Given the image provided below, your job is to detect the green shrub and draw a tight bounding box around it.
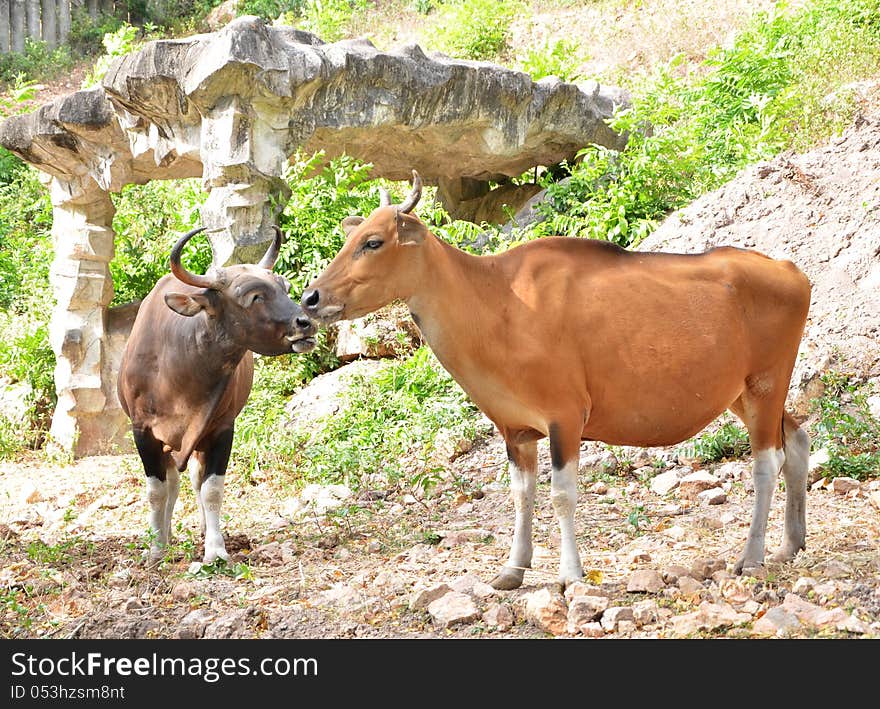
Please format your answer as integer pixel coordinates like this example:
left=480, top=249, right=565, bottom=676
left=430, top=0, right=520, bottom=61
left=518, top=38, right=584, bottom=82
left=0, top=39, right=74, bottom=85
left=277, top=151, right=388, bottom=297
left=810, top=371, right=880, bottom=480
left=295, top=0, right=369, bottom=42
left=683, top=421, right=751, bottom=463
left=239, top=0, right=308, bottom=22
left=109, top=179, right=209, bottom=305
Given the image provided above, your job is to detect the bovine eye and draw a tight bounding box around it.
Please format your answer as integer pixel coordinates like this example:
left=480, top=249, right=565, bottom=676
left=364, top=239, right=383, bottom=250
left=251, top=294, right=265, bottom=305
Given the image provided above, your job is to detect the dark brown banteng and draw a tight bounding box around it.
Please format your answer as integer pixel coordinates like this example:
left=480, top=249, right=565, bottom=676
left=118, top=226, right=316, bottom=566
left=302, top=171, right=812, bottom=589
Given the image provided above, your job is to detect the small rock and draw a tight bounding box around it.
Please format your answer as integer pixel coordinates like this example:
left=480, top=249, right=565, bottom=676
left=366, top=541, right=382, bottom=553
left=813, top=559, right=853, bottom=579
left=626, top=569, right=665, bottom=594
left=627, top=550, right=652, bottom=564
left=108, top=568, right=131, bottom=589
left=171, top=581, right=199, bottom=602
left=449, top=573, right=485, bottom=594
left=428, top=592, right=481, bottom=629
left=678, top=576, right=704, bottom=598
left=251, top=541, right=283, bottom=564
left=697, top=488, right=727, bottom=505
left=752, top=607, right=803, bottom=636
left=831, top=477, right=860, bottom=494
left=782, top=593, right=822, bottom=625
left=410, top=583, right=452, bottom=610
left=482, top=603, right=514, bottom=631
left=792, top=577, right=816, bottom=595
left=713, top=461, right=744, bottom=481
left=402, top=494, right=419, bottom=505
left=663, top=525, right=687, bottom=541
left=579, top=622, right=605, bottom=637
left=567, top=595, right=609, bottom=633
left=670, top=602, right=750, bottom=635
left=564, top=582, right=610, bottom=601
left=691, top=558, right=726, bottom=580
left=600, top=606, right=635, bottom=633
left=869, top=491, right=880, bottom=511
left=649, top=470, right=680, bottom=496
left=617, top=620, right=637, bottom=635
left=632, top=599, right=659, bottom=627
left=662, top=565, right=692, bottom=584
left=335, top=547, right=352, bottom=560
left=808, top=448, right=830, bottom=471
left=124, top=597, right=142, bottom=612
left=522, top=588, right=568, bottom=636
left=589, top=481, right=609, bottom=495
left=678, top=471, right=721, bottom=500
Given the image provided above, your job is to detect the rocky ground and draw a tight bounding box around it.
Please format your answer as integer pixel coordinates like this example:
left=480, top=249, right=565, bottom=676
left=1, top=428, right=879, bottom=640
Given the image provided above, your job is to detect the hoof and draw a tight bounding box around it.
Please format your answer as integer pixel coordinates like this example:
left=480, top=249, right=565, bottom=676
left=203, top=546, right=229, bottom=564
left=145, top=548, right=164, bottom=569
left=735, top=557, right=766, bottom=578
left=490, top=567, right=525, bottom=590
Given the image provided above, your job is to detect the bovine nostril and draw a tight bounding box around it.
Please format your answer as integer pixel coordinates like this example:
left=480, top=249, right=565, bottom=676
left=295, top=316, right=312, bottom=331
left=303, top=289, right=320, bottom=308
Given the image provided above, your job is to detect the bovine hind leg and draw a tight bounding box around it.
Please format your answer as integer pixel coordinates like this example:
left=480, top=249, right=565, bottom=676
left=770, top=412, right=809, bottom=563
left=490, top=439, right=537, bottom=590
left=164, top=465, right=180, bottom=545
left=548, top=422, right=584, bottom=588
left=133, top=428, right=171, bottom=568
left=729, top=392, right=787, bottom=575
left=201, top=429, right=234, bottom=564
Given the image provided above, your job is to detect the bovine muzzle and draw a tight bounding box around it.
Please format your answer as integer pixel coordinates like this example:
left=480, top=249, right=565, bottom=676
left=286, top=311, right=318, bottom=353
left=301, top=288, right=344, bottom=323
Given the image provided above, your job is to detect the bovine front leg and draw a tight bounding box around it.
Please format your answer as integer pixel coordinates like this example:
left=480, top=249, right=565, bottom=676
left=188, top=454, right=206, bottom=537
left=548, top=421, right=584, bottom=588
left=200, top=429, right=234, bottom=564
left=133, top=428, right=170, bottom=568
left=490, top=439, right=537, bottom=590
left=164, top=465, right=180, bottom=545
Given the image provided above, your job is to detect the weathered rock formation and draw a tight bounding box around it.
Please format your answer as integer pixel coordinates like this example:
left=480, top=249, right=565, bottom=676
left=0, top=16, right=627, bottom=456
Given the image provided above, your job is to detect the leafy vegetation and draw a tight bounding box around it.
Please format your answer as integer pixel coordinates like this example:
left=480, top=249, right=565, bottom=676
left=682, top=420, right=752, bottom=463
left=430, top=0, right=520, bottom=60
left=810, top=371, right=880, bottom=480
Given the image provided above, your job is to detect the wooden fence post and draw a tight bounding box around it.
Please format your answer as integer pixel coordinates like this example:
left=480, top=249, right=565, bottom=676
left=39, top=0, right=55, bottom=47
left=0, top=0, right=10, bottom=54
left=10, top=0, right=24, bottom=53
left=25, top=0, right=38, bottom=41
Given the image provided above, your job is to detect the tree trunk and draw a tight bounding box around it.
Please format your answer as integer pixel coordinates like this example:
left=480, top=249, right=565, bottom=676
left=39, top=0, right=55, bottom=47
left=10, top=0, right=24, bottom=53
left=86, top=0, right=97, bottom=18
left=58, top=0, right=69, bottom=44
left=0, top=0, right=9, bottom=54
left=25, top=0, right=38, bottom=41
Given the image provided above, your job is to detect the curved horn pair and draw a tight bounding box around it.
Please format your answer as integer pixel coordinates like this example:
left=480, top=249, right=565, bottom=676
left=170, top=226, right=283, bottom=288
left=378, top=170, right=423, bottom=213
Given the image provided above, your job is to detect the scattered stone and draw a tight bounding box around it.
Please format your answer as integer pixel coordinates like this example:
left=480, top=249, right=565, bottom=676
left=649, top=470, right=680, bottom=496
left=600, top=606, right=635, bottom=633
left=482, top=603, right=514, bottom=631
left=713, top=461, right=744, bottom=481
left=564, top=582, right=610, bottom=601
left=626, top=570, right=665, bottom=594
left=522, top=588, right=568, bottom=636
left=410, top=583, right=452, bottom=610
left=439, top=528, right=492, bottom=548
left=250, top=541, right=283, bottom=564
left=792, top=577, right=816, bottom=595
left=869, top=491, right=880, bottom=511
left=579, top=622, right=605, bottom=637
left=203, top=608, right=257, bottom=639
left=678, top=471, right=721, bottom=500
left=662, top=565, right=692, bottom=584
left=678, top=576, right=704, bottom=598
left=808, top=448, right=830, bottom=472
left=427, top=592, right=481, bottom=629
left=449, top=573, right=485, bottom=595
left=283, top=484, right=353, bottom=518
left=697, top=488, right=727, bottom=506
left=567, top=595, right=609, bottom=633
left=663, top=525, right=687, bottom=541
left=171, top=582, right=199, bottom=602
left=589, top=481, right=609, bottom=495
left=691, top=558, right=726, bottom=581
left=123, top=597, right=142, bottom=612
left=670, top=602, right=750, bottom=635
left=782, top=593, right=823, bottom=625
left=627, top=550, right=652, bottom=564
left=174, top=609, right=214, bottom=639
left=632, top=600, right=659, bottom=627
left=813, top=560, right=853, bottom=579
left=831, top=477, right=861, bottom=494
left=617, top=620, right=638, bottom=635
left=752, top=607, right=802, bottom=637
left=108, top=568, right=131, bottom=589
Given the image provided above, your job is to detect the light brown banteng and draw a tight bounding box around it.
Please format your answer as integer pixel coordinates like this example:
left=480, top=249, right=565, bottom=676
left=118, top=226, right=316, bottom=566
left=302, top=172, right=812, bottom=589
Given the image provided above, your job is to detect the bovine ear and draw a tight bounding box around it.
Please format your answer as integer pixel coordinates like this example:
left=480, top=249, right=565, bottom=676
left=341, top=216, right=365, bottom=236
left=396, top=212, right=427, bottom=245
left=164, top=292, right=214, bottom=317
